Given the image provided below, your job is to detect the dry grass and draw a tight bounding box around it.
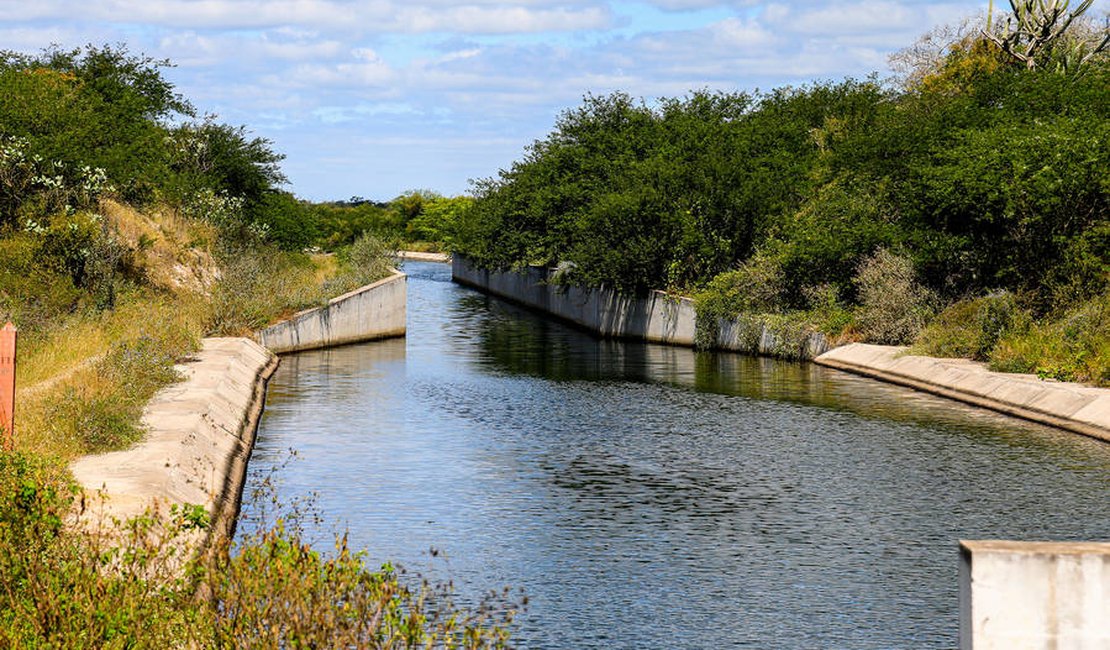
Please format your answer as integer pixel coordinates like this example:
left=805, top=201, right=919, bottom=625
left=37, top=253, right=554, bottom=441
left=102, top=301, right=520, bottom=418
left=14, top=292, right=210, bottom=459
left=101, top=199, right=220, bottom=293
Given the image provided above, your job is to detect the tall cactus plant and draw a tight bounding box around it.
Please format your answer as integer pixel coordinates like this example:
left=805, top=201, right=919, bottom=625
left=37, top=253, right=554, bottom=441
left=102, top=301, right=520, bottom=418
left=983, top=0, right=1109, bottom=70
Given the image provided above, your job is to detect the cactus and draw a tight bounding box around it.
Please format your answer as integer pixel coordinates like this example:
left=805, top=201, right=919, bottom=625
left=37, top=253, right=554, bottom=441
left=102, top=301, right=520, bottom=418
left=983, top=0, right=1109, bottom=70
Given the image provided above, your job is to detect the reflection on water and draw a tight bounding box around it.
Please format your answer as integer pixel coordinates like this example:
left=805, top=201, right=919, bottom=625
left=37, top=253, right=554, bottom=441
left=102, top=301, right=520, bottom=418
left=241, top=261, right=1110, bottom=649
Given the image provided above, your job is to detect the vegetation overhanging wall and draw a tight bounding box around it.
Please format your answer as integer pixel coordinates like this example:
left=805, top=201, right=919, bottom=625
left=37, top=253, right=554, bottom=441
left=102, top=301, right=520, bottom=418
left=452, top=255, right=831, bottom=359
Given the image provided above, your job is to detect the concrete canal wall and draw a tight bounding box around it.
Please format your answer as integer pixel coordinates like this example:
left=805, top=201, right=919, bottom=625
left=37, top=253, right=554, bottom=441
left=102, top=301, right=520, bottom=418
left=70, top=270, right=409, bottom=556
left=396, top=251, right=450, bottom=263
left=452, top=255, right=830, bottom=358
left=70, top=338, right=277, bottom=552
left=816, top=343, right=1110, bottom=443
left=960, top=540, right=1110, bottom=649
left=258, top=269, right=407, bottom=353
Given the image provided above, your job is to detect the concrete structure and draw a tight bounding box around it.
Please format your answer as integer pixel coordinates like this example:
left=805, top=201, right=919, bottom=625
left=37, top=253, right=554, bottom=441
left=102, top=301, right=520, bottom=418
left=396, top=250, right=450, bottom=263
left=258, top=269, right=407, bottom=354
left=816, top=343, right=1110, bottom=443
left=960, top=540, right=1110, bottom=649
left=452, top=255, right=831, bottom=358
left=70, top=337, right=277, bottom=551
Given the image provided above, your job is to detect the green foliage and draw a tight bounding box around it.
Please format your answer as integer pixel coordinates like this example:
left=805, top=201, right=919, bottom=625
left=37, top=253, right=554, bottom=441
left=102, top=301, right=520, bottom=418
left=207, top=235, right=394, bottom=336
left=254, top=190, right=319, bottom=251
left=407, top=194, right=473, bottom=248
left=0, top=44, right=290, bottom=252
left=773, top=181, right=899, bottom=302
left=0, top=452, right=204, bottom=648
left=166, top=118, right=287, bottom=227
left=336, top=232, right=395, bottom=288
left=309, top=199, right=393, bottom=249
left=990, top=290, right=1110, bottom=385
left=0, top=45, right=191, bottom=204
left=458, top=21, right=1107, bottom=364
left=207, top=244, right=321, bottom=334
left=912, top=292, right=1030, bottom=360
left=456, top=81, right=893, bottom=293
left=213, top=524, right=516, bottom=648
left=0, top=230, right=83, bottom=331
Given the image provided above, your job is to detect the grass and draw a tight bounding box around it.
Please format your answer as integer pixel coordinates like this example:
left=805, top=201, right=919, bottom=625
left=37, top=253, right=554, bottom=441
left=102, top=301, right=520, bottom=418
left=990, top=291, right=1110, bottom=386
left=15, top=291, right=208, bottom=459
left=911, top=290, right=1110, bottom=387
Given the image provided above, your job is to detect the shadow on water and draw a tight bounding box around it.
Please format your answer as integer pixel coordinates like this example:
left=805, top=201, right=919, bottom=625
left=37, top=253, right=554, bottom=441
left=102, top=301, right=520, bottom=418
left=452, top=290, right=1110, bottom=460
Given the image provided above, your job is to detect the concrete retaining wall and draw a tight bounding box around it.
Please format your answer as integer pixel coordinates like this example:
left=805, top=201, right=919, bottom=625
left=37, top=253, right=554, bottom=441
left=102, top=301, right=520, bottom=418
left=816, top=343, right=1110, bottom=443
left=70, top=337, right=278, bottom=551
left=258, top=269, right=407, bottom=354
left=452, top=255, right=830, bottom=358
left=396, top=251, right=450, bottom=263
left=960, top=540, right=1110, bottom=649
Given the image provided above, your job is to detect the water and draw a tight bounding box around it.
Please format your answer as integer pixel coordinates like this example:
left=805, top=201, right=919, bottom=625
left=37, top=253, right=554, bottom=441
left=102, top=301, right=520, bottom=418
left=240, top=261, right=1110, bottom=648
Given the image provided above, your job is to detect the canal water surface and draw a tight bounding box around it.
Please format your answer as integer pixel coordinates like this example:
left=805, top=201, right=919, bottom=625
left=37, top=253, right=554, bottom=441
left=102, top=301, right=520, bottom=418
left=239, top=261, right=1110, bottom=648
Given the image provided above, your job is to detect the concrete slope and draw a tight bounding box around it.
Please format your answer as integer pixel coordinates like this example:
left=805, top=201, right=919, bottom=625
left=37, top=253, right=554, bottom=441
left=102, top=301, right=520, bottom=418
left=816, top=343, right=1110, bottom=442
left=258, top=269, right=406, bottom=354
left=70, top=337, right=278, bottom=551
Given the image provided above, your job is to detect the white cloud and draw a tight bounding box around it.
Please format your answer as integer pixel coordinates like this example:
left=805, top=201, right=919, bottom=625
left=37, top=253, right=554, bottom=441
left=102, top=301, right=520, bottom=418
left=389, top=5, right=612, bottom=33
left=1, top=0, right=612, bottom=34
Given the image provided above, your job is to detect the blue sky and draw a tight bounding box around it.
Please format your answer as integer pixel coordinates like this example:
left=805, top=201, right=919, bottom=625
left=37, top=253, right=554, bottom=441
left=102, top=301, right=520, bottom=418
left=3, top=0, right=1104, bottom=201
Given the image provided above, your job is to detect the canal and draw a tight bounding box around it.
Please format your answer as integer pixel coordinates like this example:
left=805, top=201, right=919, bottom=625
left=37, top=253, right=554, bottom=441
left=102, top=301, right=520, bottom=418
left=239, top=261, right=1110, bottom=648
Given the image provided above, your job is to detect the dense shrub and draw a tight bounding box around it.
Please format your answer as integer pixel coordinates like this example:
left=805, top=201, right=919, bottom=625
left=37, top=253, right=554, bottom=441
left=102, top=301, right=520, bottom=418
left=990, top=291, right=1110, bottom=385
left=912, top=292, right=1029, bottom=360
left=853, top=249, right=936, bottom=345
left=454, top=19, right=1106, bottom=360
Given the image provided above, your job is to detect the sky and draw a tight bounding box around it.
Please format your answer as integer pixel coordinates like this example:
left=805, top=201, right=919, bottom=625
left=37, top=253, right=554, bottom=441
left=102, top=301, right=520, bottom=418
left=2, top=0, right=1103, bottom=201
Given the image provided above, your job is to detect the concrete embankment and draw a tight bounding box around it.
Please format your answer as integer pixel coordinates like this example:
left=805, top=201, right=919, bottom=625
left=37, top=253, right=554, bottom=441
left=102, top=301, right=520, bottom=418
left=816, top=343, right=1110, bottom=443
left=452, top=255, right=830, bottom=358
left=258, top=269, right=407, bottom=353
left=70, top=270, right=410, bottom=553
left=70, top=338, right=277, bottom=550
left=396, top=251, right=450, bottom=263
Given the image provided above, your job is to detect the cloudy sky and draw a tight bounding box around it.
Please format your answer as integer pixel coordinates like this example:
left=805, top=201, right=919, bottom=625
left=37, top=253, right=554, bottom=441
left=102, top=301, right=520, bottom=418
left=4, top=0, right=1099, bottom=200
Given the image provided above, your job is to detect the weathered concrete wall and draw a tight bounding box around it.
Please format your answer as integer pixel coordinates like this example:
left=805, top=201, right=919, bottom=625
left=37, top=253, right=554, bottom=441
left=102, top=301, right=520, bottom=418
left=816, top=343, right=1110, bottom=443
left=396, top=251, right=450, bottom=263
left=452, top=255, right=830, bottom=357
left=960, top=540, right=1110, bottom=649
left=70, top=337, right=277, bottom=550
left=258, top=269, right=407, bottom=354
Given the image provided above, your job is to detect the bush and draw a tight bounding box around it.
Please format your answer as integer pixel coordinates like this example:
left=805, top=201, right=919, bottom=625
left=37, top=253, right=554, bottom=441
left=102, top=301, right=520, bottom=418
left=42, top=318, right=195, bottom=453
left=212, top=524, right=517, bottom=648
left=0, top=452, right=205, bottom=648
left=208, top=235, right=393, bottom=336
left=335, top=232, right=395, bottom=288
left=912, top=292, right=1029, bottom=360
left=207, top=245, right=321, bottom=335
left=990, top=291, right=1110, bottom=385
left=694, top=250, right=788, bottom=349
left=854, top=248, right=936, bottom=345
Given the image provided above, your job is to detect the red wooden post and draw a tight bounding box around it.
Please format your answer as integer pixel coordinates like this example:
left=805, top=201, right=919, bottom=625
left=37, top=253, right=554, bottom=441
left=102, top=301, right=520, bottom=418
left=0, top=323, right=15, bottom=451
